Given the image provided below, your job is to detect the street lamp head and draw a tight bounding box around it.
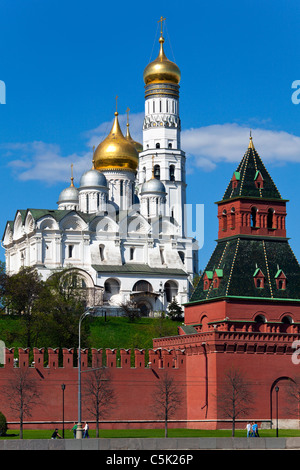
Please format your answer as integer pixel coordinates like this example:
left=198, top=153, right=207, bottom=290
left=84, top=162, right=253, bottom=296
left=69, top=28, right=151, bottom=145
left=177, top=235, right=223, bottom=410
left=61, top=383, right=66, bottom=391
left=275, top=386, right=279, bottom=392
left=83, top=307, right=97, bottom=318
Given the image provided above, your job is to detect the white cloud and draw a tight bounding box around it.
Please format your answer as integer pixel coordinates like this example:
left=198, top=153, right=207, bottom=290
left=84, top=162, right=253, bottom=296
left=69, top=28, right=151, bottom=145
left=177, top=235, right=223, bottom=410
left=2, top=141, right=90, bottom=185
left=182, top=124, right=300, bottom=172
left=2, top=115, right=300, bottom=184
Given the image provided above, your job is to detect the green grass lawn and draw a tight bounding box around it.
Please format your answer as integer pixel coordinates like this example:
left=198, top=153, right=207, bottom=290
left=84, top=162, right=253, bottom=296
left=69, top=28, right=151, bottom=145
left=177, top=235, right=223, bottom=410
left=2, top=428, right=300, bottom=439
left=0, top=314, right=181, bottom=353
left=89, top=316, right=180, bottom=349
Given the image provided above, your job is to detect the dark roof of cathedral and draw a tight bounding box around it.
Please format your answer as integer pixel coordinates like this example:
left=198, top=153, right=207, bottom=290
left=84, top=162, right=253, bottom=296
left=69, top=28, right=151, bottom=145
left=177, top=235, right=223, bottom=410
left=92, top=264, right=186, bottom=276
left=188, top=237, right=300, bottom=304
left=221, top=139, right=285, bottom=202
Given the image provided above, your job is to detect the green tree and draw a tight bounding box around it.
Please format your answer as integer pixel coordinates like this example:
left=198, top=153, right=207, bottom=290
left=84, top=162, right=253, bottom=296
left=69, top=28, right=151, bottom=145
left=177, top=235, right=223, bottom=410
left=167, top=298, right=184, bottom=321
left=3, top=267, right=45, bottom=348
left=37, top=269, right=90, bottom=350
left=0, top=261, right=7, bottom=313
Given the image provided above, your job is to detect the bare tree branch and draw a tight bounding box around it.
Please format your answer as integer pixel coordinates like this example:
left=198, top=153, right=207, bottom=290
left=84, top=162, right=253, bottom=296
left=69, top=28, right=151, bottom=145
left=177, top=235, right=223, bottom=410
left=82, top=367, right=116, bottom=438
left=218, top=367, right=253, bottom=436
left=1, top=368, right=41, bottom=439
left=151, top=371, right=183, bottom=437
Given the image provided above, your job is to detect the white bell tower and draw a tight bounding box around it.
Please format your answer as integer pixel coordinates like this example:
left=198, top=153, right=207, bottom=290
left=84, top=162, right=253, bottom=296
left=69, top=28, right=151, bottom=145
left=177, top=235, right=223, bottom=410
left=138, top=20, right=186, bottom=236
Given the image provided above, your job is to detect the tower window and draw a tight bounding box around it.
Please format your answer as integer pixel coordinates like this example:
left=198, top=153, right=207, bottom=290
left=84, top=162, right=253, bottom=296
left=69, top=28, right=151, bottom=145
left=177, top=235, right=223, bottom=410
left=169, top=165, right=175, bottom=181
left=168, top=143, right=172, bottom=149
left=251, top=207, right=258, bottom=228
left=222, top=210, right=227, bottom=231
left=129, top=247, right=135, bottom=260
left=267, top=208, right=275, bottom=229
left=255, top=314, right=266, bottom=323
left=253, top=268, right=265, bottom=288
left=231, top=207, right=236, bottom=230
left=99, top=244, right=105, bottom=262
left=275, top=269, right=287, bottom=290
left=254, top=171, right=264, bottom=189
left=68, top=245, right=74, bottom=258
left=231, top=171, right=240, bottom=190
left=156, top=143, right=160, bottom=149
left=178, top=251, right=185, bottom=263
left=282, top=315, right=292, bottom=324
left=154, top=164, right=160, bottom=179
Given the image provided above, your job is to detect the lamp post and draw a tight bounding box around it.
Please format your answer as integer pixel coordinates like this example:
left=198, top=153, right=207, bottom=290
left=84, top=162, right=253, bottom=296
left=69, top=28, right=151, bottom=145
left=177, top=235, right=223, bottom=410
left=76, top=308, right=95, bottom=439
left=275, top=386, right=279, bottom=437
left=61, top=383, right=66, bottom=438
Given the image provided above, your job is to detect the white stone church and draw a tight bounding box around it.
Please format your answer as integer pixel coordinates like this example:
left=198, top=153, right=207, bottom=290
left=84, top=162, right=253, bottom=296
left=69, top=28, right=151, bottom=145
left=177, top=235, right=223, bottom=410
left=2, top=28, right=199, bottom=316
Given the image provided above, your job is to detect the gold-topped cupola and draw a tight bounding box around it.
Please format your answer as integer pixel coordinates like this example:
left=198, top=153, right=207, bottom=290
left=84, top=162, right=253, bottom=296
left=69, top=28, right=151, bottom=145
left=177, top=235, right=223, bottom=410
left=143, top=17, right=181, bottom=86
left=93, top=99, right=139, bottom=173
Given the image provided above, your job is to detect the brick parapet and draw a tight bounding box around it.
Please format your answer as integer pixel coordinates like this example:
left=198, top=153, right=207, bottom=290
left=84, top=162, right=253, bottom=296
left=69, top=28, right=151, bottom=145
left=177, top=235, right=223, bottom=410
left=153, top=329, right=300, bottom=355
left=3, top=347, right=186, bottom=370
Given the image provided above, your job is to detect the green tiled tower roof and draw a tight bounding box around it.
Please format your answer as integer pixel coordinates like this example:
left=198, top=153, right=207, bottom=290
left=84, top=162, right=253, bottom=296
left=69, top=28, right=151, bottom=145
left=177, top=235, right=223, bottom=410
left=190, top=238, right=300, bottom=303
left=222, top=137, right=284, bottom=201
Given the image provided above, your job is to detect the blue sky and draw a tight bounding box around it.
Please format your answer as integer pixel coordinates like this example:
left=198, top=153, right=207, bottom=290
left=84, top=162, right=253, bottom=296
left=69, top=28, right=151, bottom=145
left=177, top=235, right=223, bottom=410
left=1, top=0, right=300, bottom=270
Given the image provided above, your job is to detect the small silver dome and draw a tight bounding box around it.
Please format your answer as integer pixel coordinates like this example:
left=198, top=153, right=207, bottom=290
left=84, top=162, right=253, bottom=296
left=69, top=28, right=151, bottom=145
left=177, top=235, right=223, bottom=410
left=141, top=178, right=166, bottom=194
left=80, top=169, right=107, bottom=188
left=58, top=185, right=79, bottom=203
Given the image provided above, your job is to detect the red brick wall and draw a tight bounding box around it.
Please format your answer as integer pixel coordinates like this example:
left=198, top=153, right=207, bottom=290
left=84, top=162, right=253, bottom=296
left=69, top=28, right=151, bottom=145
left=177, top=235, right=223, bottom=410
left=0, top=347, right=187, bottom=430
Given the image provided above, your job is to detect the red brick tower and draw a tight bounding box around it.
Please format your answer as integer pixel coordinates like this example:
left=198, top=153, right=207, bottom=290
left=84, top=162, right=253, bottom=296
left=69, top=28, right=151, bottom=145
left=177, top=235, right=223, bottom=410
left=154, top=136, right=300, bottom=429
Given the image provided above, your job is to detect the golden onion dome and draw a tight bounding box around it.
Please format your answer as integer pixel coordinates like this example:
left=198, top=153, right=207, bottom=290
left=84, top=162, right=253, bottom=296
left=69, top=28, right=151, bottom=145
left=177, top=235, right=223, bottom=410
left=93, top=111, right=139, bottom=172
left=143, top=35, right=181, bottom=85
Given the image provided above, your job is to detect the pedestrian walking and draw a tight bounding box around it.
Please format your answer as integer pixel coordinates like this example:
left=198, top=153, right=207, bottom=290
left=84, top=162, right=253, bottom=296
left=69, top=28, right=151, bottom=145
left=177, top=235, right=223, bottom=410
left=246, top=422, right=252, bottom=437
left=83, top=422, right=90, bottom=438
left=252, top=422, right=259, bottom=437
left=71, top=422, right=77, bottom=438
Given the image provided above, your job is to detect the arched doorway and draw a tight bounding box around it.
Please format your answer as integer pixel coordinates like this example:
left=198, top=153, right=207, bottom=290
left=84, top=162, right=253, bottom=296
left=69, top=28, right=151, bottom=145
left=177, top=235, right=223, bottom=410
left=104, top=278, right=120, bottom=302
left=270, top=377, right=296, bottom=428
left=131, top=281, right=156, bottom=317
left=165, top=280, right=178, bottom=303
left=137, top=300, right=152, bottom=317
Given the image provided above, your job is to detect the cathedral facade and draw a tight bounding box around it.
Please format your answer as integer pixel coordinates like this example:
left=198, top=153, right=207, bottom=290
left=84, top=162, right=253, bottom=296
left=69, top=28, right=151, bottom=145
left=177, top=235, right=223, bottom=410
left=2, top=29, right=198, bottom=316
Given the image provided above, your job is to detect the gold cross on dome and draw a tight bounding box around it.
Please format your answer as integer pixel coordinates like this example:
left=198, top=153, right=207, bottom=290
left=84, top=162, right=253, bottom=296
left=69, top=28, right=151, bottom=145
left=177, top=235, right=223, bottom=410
left=71, top=163, right=74, bottom=186
left=158, top=16, right=166, bottom=36
left=126, top=107, right=130, bottom=124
